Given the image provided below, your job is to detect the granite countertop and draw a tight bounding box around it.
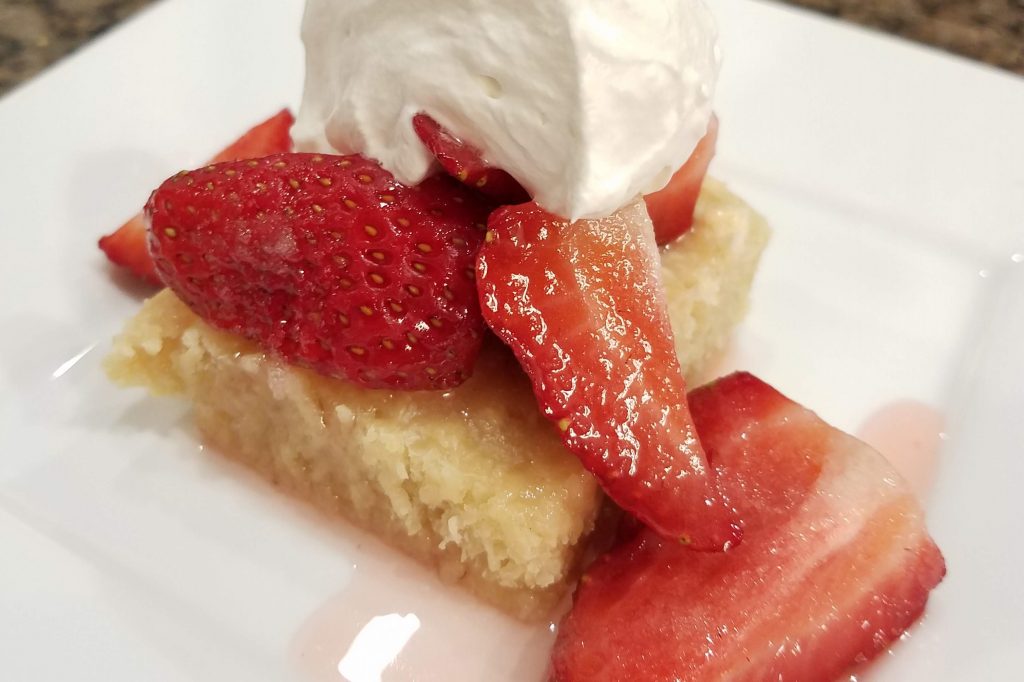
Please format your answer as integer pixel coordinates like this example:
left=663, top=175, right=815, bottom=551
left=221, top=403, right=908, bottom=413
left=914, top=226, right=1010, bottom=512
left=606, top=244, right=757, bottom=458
left=1, top=0, right=1022, bottom=97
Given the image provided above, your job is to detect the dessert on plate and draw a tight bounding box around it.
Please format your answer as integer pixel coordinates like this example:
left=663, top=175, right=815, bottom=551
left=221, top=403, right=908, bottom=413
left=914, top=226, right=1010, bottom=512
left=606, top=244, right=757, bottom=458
left=105, top=150, right=769, bottom=619
left=98, top=0, right=945, bottom=677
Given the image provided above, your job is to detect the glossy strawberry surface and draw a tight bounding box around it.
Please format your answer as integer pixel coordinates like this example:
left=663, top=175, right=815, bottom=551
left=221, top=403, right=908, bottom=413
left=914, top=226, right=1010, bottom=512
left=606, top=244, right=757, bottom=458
left=551, top=372, right=946, bottom=682
left=412, top=113, right=530, bottom=206
left=477, top=200, right=741, bottom=550
left=148, top=152, right=493, bottom=390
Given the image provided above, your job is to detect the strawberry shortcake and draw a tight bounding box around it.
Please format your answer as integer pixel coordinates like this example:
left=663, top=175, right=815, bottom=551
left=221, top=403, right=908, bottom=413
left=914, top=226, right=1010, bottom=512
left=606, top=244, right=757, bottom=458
left=100, top=0, right=944, bottom=677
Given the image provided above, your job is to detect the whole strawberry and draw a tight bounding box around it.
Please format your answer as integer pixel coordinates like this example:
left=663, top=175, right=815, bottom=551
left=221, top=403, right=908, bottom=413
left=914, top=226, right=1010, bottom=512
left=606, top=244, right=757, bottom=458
left=146, top=153, right=493, bottom=390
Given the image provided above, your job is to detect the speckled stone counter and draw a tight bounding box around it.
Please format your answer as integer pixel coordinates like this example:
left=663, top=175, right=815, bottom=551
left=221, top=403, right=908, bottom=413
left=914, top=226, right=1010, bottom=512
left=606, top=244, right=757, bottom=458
left=785, top=0, right=1023, bottom=74
left=1, top=0, right=150, bottom=95
left=1, top=0, right=1022, bottom=97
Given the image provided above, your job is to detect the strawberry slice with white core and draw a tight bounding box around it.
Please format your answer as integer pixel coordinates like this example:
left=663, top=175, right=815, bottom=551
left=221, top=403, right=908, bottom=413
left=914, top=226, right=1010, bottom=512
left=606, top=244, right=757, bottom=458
left=477, top=201, right=741, bottom=550
left=551, top=372, right=946, bottom=681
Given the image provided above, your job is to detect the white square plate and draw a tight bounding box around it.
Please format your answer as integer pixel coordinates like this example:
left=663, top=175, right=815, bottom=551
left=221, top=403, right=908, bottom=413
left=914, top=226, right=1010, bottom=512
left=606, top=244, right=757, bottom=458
left=1, top=0, right=1022, bottom=679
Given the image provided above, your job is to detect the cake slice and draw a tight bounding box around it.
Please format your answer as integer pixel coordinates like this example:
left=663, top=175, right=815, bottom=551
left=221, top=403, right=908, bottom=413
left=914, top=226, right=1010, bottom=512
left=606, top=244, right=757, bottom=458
left=105, top=179, right=770, bottom=619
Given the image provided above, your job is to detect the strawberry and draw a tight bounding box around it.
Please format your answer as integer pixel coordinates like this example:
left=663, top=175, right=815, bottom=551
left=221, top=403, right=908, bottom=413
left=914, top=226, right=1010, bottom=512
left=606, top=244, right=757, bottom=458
left=147, top=153, right=493, bottom=390
left=207, top=109, right=295, bottom=165
left=99, top=109, right=295, bottom=285
left=644, top=114, right=719, bottom=246
left=477, top=200, right=741, bottom=550
left=97, top=214, right=161, bottom=285
left=551, top=372, right=946, bottom=682
left=412, top=113, right=531, bottom=205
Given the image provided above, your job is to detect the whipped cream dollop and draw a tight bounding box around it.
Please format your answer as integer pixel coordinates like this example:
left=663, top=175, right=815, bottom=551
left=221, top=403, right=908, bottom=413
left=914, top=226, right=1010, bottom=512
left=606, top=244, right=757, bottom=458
left=293, top=0, right=720, bottom=220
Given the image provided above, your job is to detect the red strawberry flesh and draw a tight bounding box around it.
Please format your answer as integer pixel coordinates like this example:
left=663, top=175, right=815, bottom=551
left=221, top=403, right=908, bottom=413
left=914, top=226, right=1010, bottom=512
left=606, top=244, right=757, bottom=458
left=477, top=201, right=741, bottom=550
left=98, top=214, right=161, bottom=285
left=99, top=109, right=295, bottom=284
left=645, top=114, right=719, bottom=246
left=147, top=152, right=493, bottom=390
left=551, top=372, right=946, bottom=682
left=208, top=109, right=295, bottom=165
left=412, top=113, right=530, bottom=205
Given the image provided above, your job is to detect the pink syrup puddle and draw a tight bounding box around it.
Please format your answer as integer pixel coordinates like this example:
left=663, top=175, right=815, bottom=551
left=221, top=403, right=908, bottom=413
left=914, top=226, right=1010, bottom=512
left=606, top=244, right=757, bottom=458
left=289, top=527, right=559, bottom=682
left=856, top=400, right=946, bottom=500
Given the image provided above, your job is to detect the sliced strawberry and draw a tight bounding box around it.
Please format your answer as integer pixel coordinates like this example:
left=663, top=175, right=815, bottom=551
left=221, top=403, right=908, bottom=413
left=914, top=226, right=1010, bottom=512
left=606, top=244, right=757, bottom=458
left=98, top=214, right=161, bottom=285
left=147, top=153, right=493, bottom=390
left=477, top=201, right=740, bottom=550
left=412, top=113, right=530, bottom=205
left=208, top=109, right=295, bottom=164
left=551, top=372, right=946, bottom=681
left=644, top=114, right=718, bottom=246
left=99, top=109, right=295, bottom=285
